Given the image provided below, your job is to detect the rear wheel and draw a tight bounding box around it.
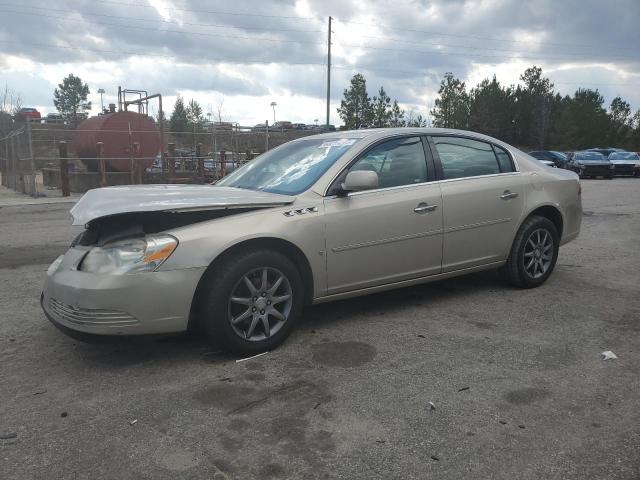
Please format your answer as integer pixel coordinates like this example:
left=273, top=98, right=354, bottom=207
left=502, top=216, right=559, bottom=288
left=199, top=249, right=304, bottom=353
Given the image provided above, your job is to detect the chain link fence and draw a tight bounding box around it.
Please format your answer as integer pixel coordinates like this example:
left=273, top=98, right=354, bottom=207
left=0, top=119, right=320, bottom=196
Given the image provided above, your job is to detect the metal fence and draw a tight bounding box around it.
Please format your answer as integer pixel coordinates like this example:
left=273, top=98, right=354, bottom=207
left=0, top=120, right=319, bottom=196
left=0, top=121, right=38, bottom=195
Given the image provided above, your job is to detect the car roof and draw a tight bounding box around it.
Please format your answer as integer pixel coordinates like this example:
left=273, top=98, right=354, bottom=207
left=303, top=127, right=512, bottom=144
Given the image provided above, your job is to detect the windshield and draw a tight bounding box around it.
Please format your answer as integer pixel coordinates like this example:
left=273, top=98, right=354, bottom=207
left=609, top=152, right=639, bottom=160
left=217, top=137, right=358, bottom=195
left=550, top=151, right=567, bottom=160
left=575, top=152, right=606, bottom=161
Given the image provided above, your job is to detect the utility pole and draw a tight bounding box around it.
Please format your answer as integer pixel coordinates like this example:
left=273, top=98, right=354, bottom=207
left=326, top=16, right=332, bottom=127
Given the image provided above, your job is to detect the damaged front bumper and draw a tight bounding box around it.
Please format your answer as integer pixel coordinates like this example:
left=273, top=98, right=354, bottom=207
left=41, top=247, right=206, bottom=337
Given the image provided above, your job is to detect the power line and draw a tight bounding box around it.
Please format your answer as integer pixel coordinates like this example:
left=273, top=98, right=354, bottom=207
left=0, top=8, right=324, bottom=46
left=334, top=18, right=638, bottom=52
left=0, top=2, right=324, bottom=33
left=332, top=40, right=636, bottom=61
left=332, top=27, right=637, bottom=58
left=3, top=39, right=638, bottom=88
left=3, top=6, right=633, bottom=62
left=0, top=39, right=327, bottom=66
left=65, top=0, right=317, bottom=20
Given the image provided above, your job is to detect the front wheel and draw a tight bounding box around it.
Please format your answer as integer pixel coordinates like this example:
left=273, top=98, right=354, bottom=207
left=199, top=249, right=304, bottom=353
left=501, top=216, right=559, bottom=288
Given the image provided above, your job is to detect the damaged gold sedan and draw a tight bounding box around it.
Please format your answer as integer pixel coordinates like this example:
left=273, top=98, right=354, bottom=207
left=42, top=128, right=582, bottom=353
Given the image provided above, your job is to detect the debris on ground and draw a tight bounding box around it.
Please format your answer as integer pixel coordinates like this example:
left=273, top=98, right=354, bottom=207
left=518, top=424, right=525, bottom=429
left=375, top=440, right=386, bottom=444
left=417, top=334, right=425, bottom=338
left=60, top=412, right=68, bottom=418
left=218, top=377, right=232, bottom=382
left=458, top=386, right=470, bottom=392
left=428, top=401, right=436, bottom=410
left=430, top=455, right=440, bottom=461
left=236, top=351, right=269, bottom=363
left=32, top=389, right=47, bottom=395
left=601, top=351, right=618, bottom=360
left=499, top=420, right=507, bottom=425
left=129, top=419, right=138, bottom=425
left=313, top=403, right=321, bottom=410
left=1, top=432, right=17, bottom=440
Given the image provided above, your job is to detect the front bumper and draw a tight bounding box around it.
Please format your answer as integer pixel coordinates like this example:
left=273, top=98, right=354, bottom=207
left=41, top=247, right=206, bottom=336
left=612, top=163, right=637, bottom=175
left=579, top=164, right=613, bottom=177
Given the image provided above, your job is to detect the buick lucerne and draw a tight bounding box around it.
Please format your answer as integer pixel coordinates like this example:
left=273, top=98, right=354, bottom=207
left=42, top=128, right=582, bottom=353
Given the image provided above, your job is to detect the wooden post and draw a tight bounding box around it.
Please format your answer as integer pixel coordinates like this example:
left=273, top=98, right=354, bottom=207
left=196, top=142, right=204, bottom=178
left=133, top=142, right=141, bottom=184
left=168, top=143, right=176, bottom=181
left=220, top=150, right=226, bottom=178
left=96, top=142, right=106, bottom=187
left=58, top=141, right=70, bottom=197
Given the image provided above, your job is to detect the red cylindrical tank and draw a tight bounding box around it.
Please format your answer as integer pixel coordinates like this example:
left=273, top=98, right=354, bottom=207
left=71, top=111, right=160, bottom=172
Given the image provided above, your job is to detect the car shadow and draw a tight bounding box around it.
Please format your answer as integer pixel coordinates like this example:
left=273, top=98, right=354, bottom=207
left=300, top=269, right=505, bottom=330
left=63, top=269, right=505, bottom=367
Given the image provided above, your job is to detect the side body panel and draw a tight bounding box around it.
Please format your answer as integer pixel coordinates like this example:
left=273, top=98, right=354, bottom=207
left=323, top=183, right=443, bottom=294
left=439, top=173, right=528, bottom=271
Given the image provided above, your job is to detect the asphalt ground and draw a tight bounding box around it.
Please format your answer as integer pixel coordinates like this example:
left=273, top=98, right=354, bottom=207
left=1, top=178, right=639, bottom=479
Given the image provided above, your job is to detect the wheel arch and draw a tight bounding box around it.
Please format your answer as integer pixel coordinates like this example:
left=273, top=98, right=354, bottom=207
left=521, top=204, right=564, bottom=239
left=188, top=236, right=315, bottom=330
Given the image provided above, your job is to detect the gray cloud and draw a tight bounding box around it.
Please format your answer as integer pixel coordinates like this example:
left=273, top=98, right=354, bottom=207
left=1, top=0, right=638, bottom=123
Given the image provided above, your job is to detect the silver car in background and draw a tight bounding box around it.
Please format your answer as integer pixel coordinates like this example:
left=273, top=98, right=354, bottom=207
left=42, top=128, right=582, bottom=353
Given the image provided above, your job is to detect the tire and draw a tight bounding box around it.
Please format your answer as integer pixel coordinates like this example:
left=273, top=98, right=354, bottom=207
left=607, top=174, right=614, bottom=179
left=199, top=249, right=304, bottom=353
left=501, top=215, right=560, bottom=288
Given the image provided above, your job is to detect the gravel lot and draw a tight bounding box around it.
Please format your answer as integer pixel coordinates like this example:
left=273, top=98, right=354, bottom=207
left=1, top=179, right=639, bottom=479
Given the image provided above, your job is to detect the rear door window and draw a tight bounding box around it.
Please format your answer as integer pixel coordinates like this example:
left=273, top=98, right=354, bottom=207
left=432, top=136, right=500, bottom=179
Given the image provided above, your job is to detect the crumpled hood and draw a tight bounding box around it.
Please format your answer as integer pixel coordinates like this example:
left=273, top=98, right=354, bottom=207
left=70, top=184, right=296, bottom=226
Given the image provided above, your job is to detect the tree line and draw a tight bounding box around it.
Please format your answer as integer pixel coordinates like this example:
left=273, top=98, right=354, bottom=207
left=338, top=67, right=640, bottom=151
left=337, top=73, right=428, bottom=129
left=429, top=66, right=640, bottom=150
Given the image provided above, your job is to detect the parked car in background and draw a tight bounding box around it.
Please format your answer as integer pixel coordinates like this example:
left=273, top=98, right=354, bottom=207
left=568, top=151, right=614, bottom=179
left=42, top=128, right=581, bottom=353
left=587, top=147, right=623, bottom=159
left=45, top=113, right=64, bottom=124
left=608, top=151, right=640, bottom=177
left=16, top=107, right=41, bottom=121
left=291, top=123, right=306, bottom=130
left=251, top=123, right=268, bottom=132
left=272, top=121, right=293, bottom=131
left=528, top=150, right=567, bottom=168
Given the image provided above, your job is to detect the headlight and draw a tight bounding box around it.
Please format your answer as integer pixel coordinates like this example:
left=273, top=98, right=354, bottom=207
left=47, top=255, right=64, bottom=275
left=80, top=235, right=178, bottom=274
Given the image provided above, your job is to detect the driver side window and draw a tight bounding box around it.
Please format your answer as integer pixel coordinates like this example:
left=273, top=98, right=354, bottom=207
left=348, top=137, right=428, bottom=189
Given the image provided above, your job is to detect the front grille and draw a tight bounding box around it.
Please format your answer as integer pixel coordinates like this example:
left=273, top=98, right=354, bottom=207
left=48, top=298, right=138, bottom=326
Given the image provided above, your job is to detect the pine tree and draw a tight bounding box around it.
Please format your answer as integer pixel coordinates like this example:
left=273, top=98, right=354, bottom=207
left=371, top=86, right=392, bottom=127
left=337, top=74, right=372, bottom=129
left=430, top=72, right=469, bottom=129
left=53, top=74, right=91, bottom=123
left=170, top=95, right=189, bottom=137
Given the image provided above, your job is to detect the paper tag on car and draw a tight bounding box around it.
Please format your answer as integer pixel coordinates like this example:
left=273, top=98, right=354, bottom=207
left=319, top=139, right=356, bottom=148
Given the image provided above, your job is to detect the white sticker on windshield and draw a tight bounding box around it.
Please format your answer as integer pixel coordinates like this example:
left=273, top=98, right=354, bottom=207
left=318, top=139, right=356, bottom=148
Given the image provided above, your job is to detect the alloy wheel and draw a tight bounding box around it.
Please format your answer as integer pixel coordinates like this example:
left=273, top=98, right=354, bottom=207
left=227, top=267, right=293, bottom=341
left=523, top=228, right=554, bottom=279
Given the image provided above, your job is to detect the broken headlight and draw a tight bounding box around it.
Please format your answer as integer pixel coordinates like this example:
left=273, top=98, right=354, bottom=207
left=79, top=235, right=178, bottom=274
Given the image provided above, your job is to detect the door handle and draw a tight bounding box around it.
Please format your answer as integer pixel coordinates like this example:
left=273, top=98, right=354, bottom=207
left=414, top=203, right=438, bottom=213
left=500, top=190, right=519, bottom=200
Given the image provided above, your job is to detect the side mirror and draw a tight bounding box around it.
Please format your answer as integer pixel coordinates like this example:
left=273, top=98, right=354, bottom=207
left=342, top=170, right=379, bottom=193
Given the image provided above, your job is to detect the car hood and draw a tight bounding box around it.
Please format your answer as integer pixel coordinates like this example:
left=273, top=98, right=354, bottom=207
left=70, top=185, right=296, bottom=226
left=610, top=159, right=640, bottom=165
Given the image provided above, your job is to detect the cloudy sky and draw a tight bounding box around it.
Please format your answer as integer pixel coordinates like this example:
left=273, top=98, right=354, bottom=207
left=1, top=0, right=639, bottom=126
